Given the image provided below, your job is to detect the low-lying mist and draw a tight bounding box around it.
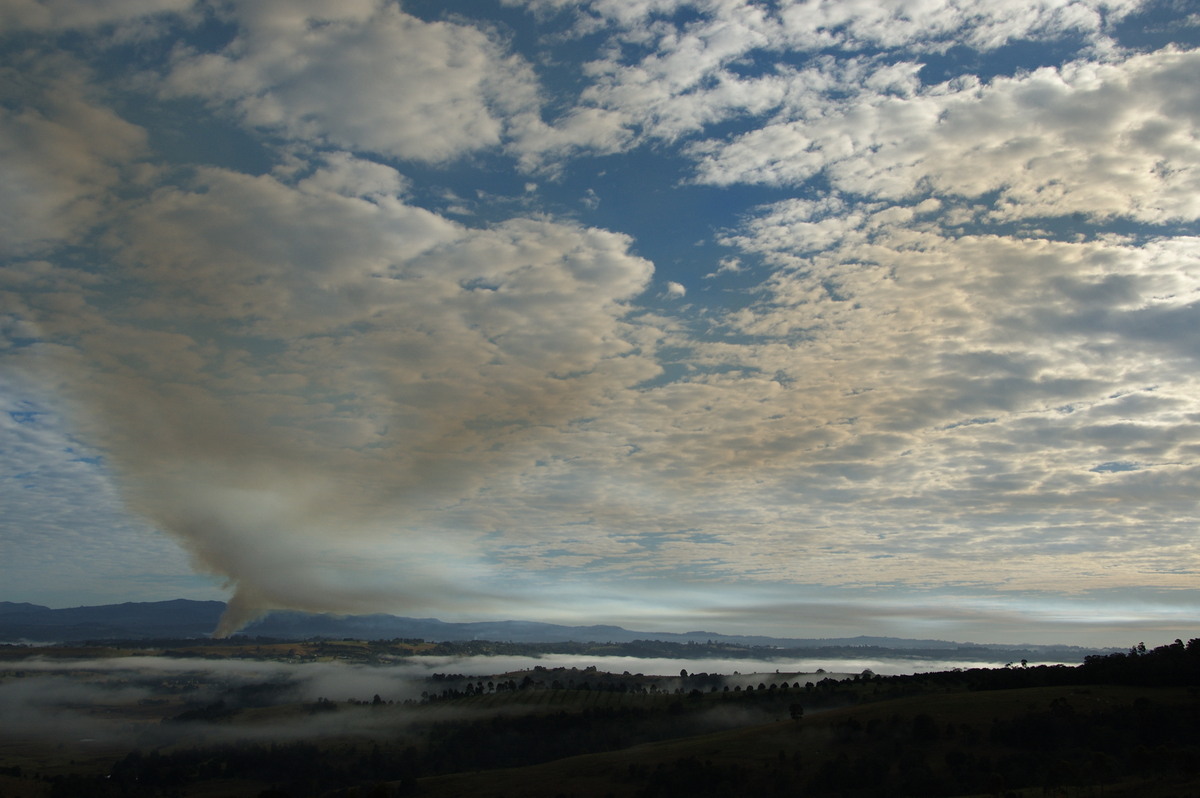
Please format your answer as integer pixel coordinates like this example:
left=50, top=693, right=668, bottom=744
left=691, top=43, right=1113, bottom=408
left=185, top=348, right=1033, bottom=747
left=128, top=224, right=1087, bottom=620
left=0, top=650, right=1035, bottom=756
left=1, top=656, right=502, bottom=750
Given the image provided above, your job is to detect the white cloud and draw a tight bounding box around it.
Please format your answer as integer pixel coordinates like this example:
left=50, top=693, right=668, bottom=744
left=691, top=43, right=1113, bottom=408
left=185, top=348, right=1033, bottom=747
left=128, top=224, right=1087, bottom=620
left=523, top=0, right=1145, bottom=150
left=692, top=48, right=1200, bottom=224
left=504, top=0, right=687, bottom=28
left=509, top=106, right=633, bottom=172
left=773, top=0, right=1136, bottom=52
left=704, top=256, right=742, bottom=278
left=164, top=1, right=540, bottom=163
left=510, top=0, right=1140, bottom=49
left=638, top=199, right=1200, bottom=591
left=295, top=151, right=410, bottom=199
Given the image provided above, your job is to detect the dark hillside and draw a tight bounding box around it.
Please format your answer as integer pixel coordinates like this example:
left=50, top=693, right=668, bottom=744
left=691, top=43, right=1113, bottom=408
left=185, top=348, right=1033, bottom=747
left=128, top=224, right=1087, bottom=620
left=409, top=683, right=1200, bottom=798
left=387, top=637, right=1200, bottom=798
left=2, top=637, right=1194, bottom=797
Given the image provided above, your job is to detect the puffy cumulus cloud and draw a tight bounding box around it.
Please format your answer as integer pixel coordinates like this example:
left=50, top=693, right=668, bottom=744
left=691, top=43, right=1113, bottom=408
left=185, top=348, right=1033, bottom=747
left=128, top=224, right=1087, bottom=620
left=507, top=106, right=633, bottom=173
left=163, top=1, right=540, bottom=163
left=0, top=53, right=148, bottom=257
left=502, top=0, right=685, bottom=28
left=770, top=0, right=1138, bottom=52
left=165, top=0, right=627, bottom=172
left=8, top=153, right=656, bottom=632
left=577, top=2, right=785, bottom=141
left=511, top=0, right=1135, bottom=47
left=528, top=0, right=1141, bottom=146
left=692, top=48, right=1200, bottom=223
left=0, top=0, right=193, bottom=32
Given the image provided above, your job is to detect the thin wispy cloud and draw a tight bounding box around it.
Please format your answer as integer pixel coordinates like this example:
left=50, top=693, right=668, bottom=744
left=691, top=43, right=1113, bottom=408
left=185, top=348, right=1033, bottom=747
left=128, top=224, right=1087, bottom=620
left=1, top=0, right=1197, bottom=645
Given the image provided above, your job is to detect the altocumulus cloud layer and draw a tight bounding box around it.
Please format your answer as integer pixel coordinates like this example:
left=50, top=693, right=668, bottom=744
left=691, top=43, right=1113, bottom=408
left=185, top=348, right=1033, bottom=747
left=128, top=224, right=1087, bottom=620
left=1, top=0, right=1198, bottom=644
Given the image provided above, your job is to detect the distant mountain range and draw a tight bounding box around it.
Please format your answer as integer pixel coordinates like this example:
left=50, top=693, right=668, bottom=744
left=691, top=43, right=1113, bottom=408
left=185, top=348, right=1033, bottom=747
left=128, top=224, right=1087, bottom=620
left=0, top=599, right=1108, bottom=660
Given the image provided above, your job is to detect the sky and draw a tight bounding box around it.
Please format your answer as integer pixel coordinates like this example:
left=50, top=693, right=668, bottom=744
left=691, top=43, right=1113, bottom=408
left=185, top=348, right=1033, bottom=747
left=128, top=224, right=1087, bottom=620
left=1, top=0, right=1199, bottom=646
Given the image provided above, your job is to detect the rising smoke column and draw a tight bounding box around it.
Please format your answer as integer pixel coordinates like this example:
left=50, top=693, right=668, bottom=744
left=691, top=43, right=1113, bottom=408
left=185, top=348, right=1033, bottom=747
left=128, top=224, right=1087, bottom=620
left=12, top=155, right=655, bottom=634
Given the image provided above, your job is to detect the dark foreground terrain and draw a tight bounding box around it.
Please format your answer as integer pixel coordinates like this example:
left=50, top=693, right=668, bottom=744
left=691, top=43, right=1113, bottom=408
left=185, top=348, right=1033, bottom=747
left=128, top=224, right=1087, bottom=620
left=0, top=638, right=1196, bottom=797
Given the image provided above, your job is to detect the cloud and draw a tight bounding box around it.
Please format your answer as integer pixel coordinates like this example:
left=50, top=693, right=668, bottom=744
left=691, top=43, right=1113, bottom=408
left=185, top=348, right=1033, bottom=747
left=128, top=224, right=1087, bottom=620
left=162, top=1, right=629, bottom=173
left=769, top=0, right=1135, bottom=51
left=520, top=0, right=1143, bottom=149
left=0, top=0, right=193, bottom=32
left=636, top=205, right=1200, bottom=589
left=163, top=1, right=540, bottom=163
left=704, top=257, right=742, bottom=279
left=0, top=53, right=148, bottom=257
left=510, top=0, right=1136, bottom=49
left=3, top=0, right=1199, bottom=645
left=691, top=48, right=1200, bottom=223
left=414, top=158, right=1198, bottom=601
left=509, top=106, right=633, bottom=172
